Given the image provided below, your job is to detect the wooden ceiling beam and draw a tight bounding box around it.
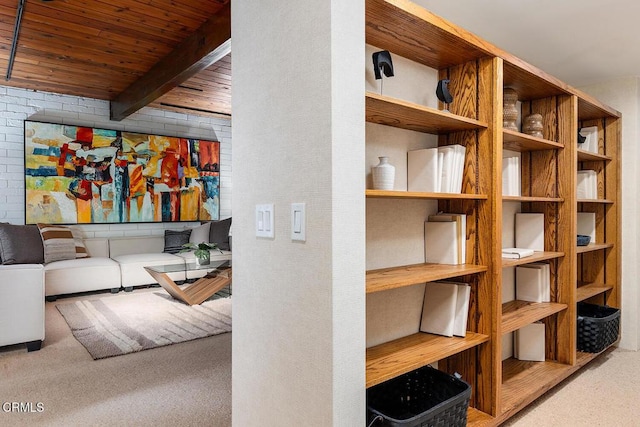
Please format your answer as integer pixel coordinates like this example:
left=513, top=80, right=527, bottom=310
left=109, top=2, right=230, bottom=121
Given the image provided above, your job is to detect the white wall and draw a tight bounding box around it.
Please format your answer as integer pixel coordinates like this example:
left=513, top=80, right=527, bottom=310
left=232, top=0, right=365, bottom=425
left=0, top=85, right=232, bottom=238
left=579, top=77, right=640, bottom=351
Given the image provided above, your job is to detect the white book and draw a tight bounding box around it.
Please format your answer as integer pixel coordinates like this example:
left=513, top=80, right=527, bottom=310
left=452, top=144, right=466, bottom=194
left=407, top=148, right=439, bottom=193
left=428, top=213, right=466, bottom=264
left=577, top=212, right=596, bottom=244
left=453, top=283, right=471, bottom=337
left=522, top=262, right=551, bottom=302
left=515, top=322, right=545, bottom=362
left=512, top=156, right=521, bottom=196
left=516, top=265, right=545, bottom=303
left=425, top=221, right=459, bottom=264
left=577, top=170, right=597, bottom=199
left=515, top=213, right=545, bottom=251
left=420, top=281, right=458, bottom=337
left=579, top=126, right=599, bottom=154
left=502, top=155, right=521, bottom=197
left=502, top=247, right=534, bottom=259
left=437, top=151, right=444, bottom=192
left=438, top=146, right=455, bottom=193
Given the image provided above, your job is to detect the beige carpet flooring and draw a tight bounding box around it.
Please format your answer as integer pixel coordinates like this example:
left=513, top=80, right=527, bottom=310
left=503, top=348, right=640, bottom=426
left=2, top=287, right=639, bottom=426
left=0, top=288, right=231, bottom=427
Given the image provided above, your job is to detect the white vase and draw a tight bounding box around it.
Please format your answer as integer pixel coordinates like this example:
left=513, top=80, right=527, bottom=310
left=372, top=156, right=395, bottom=190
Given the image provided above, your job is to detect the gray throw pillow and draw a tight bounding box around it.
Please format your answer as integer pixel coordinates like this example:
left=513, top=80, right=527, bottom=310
left=0, top=223, right=45, bottom=264
left=209, top=218, right=232, bottom=251
left=163, top=229, right=192, bottom=254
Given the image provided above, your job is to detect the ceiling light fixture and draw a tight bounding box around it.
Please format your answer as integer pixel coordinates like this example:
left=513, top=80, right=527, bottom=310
left=5, top=0, right=26, bottom=81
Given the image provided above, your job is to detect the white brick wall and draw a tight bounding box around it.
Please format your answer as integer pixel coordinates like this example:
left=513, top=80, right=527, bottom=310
left=0, top=85, right=232, bottom=238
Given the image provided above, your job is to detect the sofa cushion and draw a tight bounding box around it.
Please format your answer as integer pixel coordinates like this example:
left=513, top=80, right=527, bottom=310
left=68, top=226, right=89, bottom=259
left=189, top=222, right=211, bottom=245
left=113, top=253, right=186, bottom=287
left=209, top=218, right=232, bottom=251
left=37, top=224, right=77, bottom=263
left=163, top=229, right=191, bottom=254
left=0, top=223, right=45, bottom=264
left=44, top=257, right=121, bottom=296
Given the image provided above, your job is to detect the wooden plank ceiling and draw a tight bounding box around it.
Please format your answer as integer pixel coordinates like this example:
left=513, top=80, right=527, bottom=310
left=0, top=0, right=231, bottom=119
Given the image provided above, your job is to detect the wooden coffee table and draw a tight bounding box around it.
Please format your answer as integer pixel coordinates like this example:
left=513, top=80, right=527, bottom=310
left=144, top=261, right=232, bottom=305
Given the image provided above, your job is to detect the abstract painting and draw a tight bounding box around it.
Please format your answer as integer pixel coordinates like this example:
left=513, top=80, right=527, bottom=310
left=24, top=121, right=220, bottom=224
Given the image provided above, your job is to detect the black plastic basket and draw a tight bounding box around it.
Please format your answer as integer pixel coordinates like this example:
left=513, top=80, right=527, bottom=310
left=577, top=303, right=620, bottom=353
left=367, top=365, right=471, bottom=427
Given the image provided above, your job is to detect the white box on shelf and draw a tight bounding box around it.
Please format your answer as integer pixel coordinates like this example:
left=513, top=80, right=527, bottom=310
left=515, top=213, right=545, bottom=251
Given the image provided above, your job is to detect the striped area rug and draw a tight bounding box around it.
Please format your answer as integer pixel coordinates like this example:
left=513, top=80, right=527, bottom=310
left=56, top=291, right=232, bottom=360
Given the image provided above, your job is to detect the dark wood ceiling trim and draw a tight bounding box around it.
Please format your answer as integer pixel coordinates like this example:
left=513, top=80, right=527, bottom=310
left=109, top=2, right=230, bottom=121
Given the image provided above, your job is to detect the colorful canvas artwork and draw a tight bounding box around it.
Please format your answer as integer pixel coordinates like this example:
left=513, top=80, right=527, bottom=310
left=24, top=121, right=221, bottom=224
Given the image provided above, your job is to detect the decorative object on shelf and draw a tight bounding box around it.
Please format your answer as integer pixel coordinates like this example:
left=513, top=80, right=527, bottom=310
left=436, top=79, right=453, bottom=112
left=180, top=242, right=221, bottom=265
left=371, top=156, right=395, bottom=190
left=577, top=235, right=591, bottom=246
left=503, top=87, right=519, bottom=131
left=577, top=128, right=587, bottom=144
left=523, top=113, right=544, bottom=138
left=372, top=50, right=394, bottom=80
left=372, top=50, right=394, bottom=95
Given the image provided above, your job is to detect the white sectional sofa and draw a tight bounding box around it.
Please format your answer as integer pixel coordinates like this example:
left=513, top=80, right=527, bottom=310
left=43, top=235, right=231, bottom=298
left=0, top=220, right=231, bottom=351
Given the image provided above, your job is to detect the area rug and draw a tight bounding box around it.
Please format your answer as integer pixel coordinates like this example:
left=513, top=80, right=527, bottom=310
left=56, top=291, right=232, bottom=360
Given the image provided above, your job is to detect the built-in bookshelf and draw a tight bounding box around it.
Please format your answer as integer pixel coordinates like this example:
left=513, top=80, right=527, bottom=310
left=364, top=0, right=621, bottom=424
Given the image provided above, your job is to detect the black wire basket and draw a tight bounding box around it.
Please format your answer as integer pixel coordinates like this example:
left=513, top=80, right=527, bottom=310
left=577, top=302, right=620, bottom=353
left=367, top=365, right=471, bottom=427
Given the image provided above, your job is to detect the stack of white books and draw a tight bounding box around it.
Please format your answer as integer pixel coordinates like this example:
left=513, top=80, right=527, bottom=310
left=577, top=170, right=598, bottom=199
left=420, top=281, right=471, bottom=337
left=514, top=322, right=545, bottom=362
left=515, top=213, right=545, bottom=251
left=502, top=155, right=521, bottom=196
left=407, top=145, right=466, bottom=193
left=515, top=263, right=550, bottom=303
left=424, top=213, right=466, bottom=265
left=579, top=126, right=599, bottom=154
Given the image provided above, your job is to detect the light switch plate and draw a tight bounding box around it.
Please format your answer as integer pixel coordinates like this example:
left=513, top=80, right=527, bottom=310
left=291, top=202, right=306, bottom=241
left=256, top=204, right=274, bottom=238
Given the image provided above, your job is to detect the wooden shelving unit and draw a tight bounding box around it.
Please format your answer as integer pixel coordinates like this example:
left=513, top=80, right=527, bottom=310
left=363, top=0, right=621, bottom=424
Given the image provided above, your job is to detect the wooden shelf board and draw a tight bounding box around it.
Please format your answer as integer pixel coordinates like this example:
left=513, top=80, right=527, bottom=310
left=502, top=61, right=571, bottom=102
left=577, top=283, right=613, bottom=302
left=366, top=263, right=488, bottom=294
left=366, top=92, right=488, bottom=134
left=501, top=251, right=564, bottom=268
left=577, top=149, right=611, bottom=162
left=577, top=198, right=614, bottom=204
left=578, top=96, right=621, bottom=121
left=502, top=195, right=563, bottom=203
left=366, top=331, right=490, bottom=388
left=365, top=0, right=494, bottom=69
left=501, top=301, right=567, bottom=335
left=500, top=358, right=572, bottom=416
left=366, top=189, right=488, bottom=200
left=577, top=242, right=614, bottom=254
left=503, top=129, right=563, bottom=151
